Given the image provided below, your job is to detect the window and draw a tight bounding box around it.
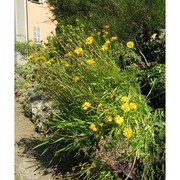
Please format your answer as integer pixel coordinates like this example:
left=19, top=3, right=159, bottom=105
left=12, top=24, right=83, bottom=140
left=31, top=0, right=44, bottom=4
left=33, top=27, right=41, bottom=43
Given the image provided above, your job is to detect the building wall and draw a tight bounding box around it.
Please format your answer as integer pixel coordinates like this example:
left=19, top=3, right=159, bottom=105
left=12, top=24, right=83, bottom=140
left=27, top=0, right=57, bottom=43
left=15, top=0, right=28, bottom=42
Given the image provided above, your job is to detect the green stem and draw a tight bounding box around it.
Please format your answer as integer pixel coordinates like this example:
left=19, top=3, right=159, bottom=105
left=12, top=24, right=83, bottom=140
left=125, top=155, right=137, bottom=180
left=139, top=50, right=151, bottom=68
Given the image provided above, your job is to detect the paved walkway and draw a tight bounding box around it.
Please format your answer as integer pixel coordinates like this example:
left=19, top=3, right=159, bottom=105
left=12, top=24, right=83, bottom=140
left=15, top=98, right=57, bottom=180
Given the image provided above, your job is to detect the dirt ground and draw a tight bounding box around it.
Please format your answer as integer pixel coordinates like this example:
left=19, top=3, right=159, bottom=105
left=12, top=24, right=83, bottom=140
left=15, top=98, right=59, bottom=180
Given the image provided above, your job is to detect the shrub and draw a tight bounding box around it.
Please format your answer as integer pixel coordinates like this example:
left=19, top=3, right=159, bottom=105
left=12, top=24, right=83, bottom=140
left=24, top=23, right=165, bottom=179
left=48, top=0, right=165, bottom=41
left=15, top=41, right=43, bottom=57
left=137, top=64, right=165, bottom=109
left=139, top=30, right=165, bottom=64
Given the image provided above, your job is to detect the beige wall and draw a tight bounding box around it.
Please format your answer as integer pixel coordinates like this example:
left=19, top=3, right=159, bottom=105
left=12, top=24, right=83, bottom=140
left=27, top=1, right=57, bottom=43
left=15, top=0, right=28, bottom=42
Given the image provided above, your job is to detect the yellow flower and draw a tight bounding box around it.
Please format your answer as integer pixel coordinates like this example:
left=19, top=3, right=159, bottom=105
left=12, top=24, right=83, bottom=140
left=74, top=138, right=79, bottom=143
left=114, top=115, right=124, bottom=125
left=102, top=29, right=106, bottom=33
left=97, top=103, right=102, bottom=112
left=27, top=55, right=34, bottom=59
left=107, top=116, right=113, bottom=122
left=86, top=59, right=95, bottom=65
left=127, top=41, right=134, bottom=48
left=36, top=56, right=44, bottom=60
left=82, top=102, right=91, bottom=110
left=97, top=32, right=101, bottom=36
left=86, top=169, right=90, bottom=175
left=89, top=123, right=98, bottom=132
left=66, top=38, right=73, bottom=43
left=104, top=31, right=109, bottom=35
left=120, top=96, right=128, bottom=104
left=73, top=76, right=80, bottom=82
left=85, top=36, right=94, bottom=45
left=99, top=122, right=104, bottom=127
left=74, top=47, right=83, bottom=55
left=123, top=127, right=133, bottom=138
left=121, top=103, right=130, bottom=112
left=46, top=60, right=51, bottom=65
left=104, top=25, right=110, bottom=29
left=101, top=44, right=108, bottom=51
left=129, top=102, right=137, bottom=109
left=105, top=39, right=110, bottom=45
left=111, top=36, right=118, bottom=41
left=37, top=90, right=43, bottom=94
left=64, top=63, right=70, bottom=67
left=109, top=95, right=114, bottom=99
left=64, top=52, right=72, bottom=58
left=91, top=162, right=96, bottom=168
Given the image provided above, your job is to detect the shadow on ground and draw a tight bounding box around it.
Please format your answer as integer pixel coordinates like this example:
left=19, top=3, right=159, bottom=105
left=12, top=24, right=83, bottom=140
left=16, top=137, right=84, bottom=179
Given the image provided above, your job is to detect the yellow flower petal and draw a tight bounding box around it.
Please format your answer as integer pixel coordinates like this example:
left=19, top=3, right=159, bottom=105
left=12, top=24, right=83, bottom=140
left=86, top=59, right=95, bottom=65
left=129, top=102, right=137, bottom=109
left=107, top=116, right=113, bottom=122
left=123, top=127, right=133, bottom=138
left=74, top=76, right=80, bottom=82
left=99, top=122, right=104, bottom=127
left=127, top=41, right=134, bottom=48
left=27, top=55, right=34, bottom=59
left=101, top=44, right=108, bottom=51
left=85, top=36, right=94, bottom=45
left=97, top=103, right=102, bottom=112
left=120, top=96, right=128, bottom=104
left=104, top=25, right=110, bottom=29
left=114, top=115, right=124, bottom=125
left=46, top=60, right=51, bottom=65
left=105, top=39, right=110, bottom=45
left=64, top=52, right=72, bottom=58
left=74, top=47, right=83, bottom=55
left=82, top=102, right=91, bottom=110
left=91, top=162, right=96, bottom=168
left=121, top=104, right=130, bottom=112
left=111, top=36, right=118, bottom=41
left=89, top=123, right=98, bottom=131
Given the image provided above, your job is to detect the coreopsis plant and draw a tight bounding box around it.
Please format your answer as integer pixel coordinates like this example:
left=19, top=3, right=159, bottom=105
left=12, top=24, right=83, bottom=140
left=32, top=22, right=164, bottom=179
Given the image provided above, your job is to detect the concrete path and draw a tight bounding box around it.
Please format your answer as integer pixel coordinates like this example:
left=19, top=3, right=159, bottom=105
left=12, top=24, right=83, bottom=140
left=15, top=98, right=58, bottom=180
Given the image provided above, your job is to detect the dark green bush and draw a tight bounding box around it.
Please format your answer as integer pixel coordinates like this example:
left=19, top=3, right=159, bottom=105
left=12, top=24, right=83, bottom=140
left=48, top=0, right=165, bottom=41
left=139, top=31, right=165, bottom=64
left=137, top=64, right=165, bottom=109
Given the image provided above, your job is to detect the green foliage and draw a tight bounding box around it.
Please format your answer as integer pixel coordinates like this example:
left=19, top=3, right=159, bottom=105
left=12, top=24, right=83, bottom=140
left=22, top=24, right=165, bottom=179
left=139, top=109, right=165, bottom=179
left=137, top=64, right=165, bottom=109
left=140, top=30, right=165, bottom=64
left=15, top=41, right=43, bottom=57
left=47, top=0, right=165, bottom=41
left=15, top=22, right=165, bottom=178
left=15, top=60, right=38, bottom=83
